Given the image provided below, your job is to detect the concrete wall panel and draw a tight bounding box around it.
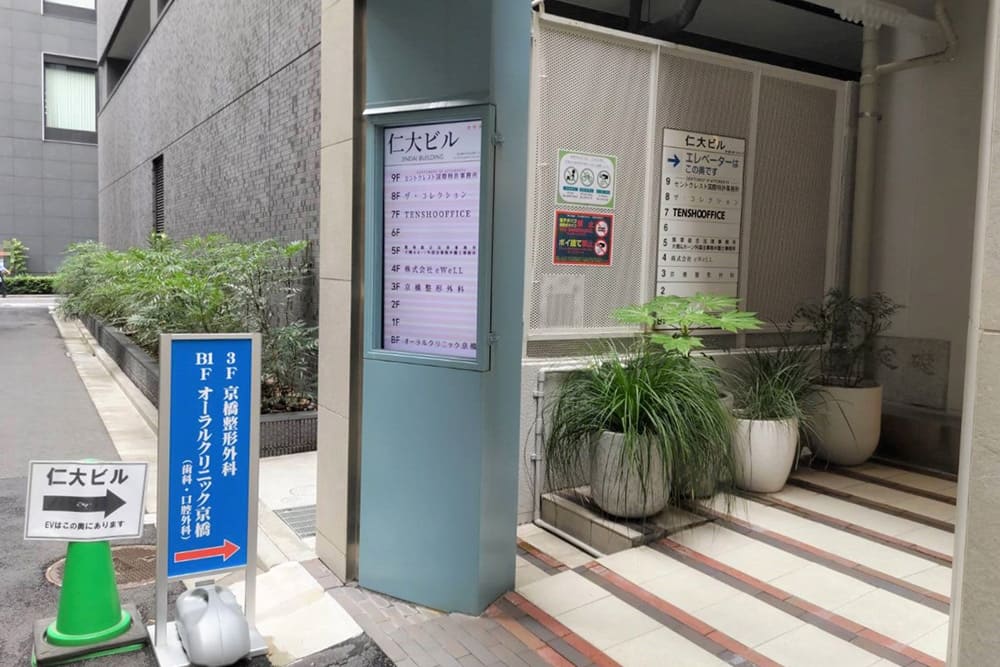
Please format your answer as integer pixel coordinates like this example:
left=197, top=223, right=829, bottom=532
left=0, top=3, right=97, bottom=272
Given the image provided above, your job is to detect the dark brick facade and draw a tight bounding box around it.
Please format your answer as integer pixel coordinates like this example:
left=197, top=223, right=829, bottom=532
left=97, top=0, right=321, bottom=261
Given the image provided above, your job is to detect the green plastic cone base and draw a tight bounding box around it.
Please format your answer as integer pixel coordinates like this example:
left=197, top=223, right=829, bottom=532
left=45, top=541, right=130, bottom=647
left=33, top=639, right=145, bottom=666
left=45, top=610, right=131, bottom=647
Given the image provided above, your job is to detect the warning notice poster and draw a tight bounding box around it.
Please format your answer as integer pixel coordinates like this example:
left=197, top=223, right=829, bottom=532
left=553, top=210, right=613, bottom=267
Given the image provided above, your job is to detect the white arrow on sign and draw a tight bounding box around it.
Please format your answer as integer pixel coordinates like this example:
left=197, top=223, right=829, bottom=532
left=25, top=461, right=148, bottom=542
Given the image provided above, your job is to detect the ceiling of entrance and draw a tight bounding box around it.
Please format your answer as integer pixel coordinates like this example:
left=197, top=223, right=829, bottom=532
left=543, top=0, right=941, bottom=77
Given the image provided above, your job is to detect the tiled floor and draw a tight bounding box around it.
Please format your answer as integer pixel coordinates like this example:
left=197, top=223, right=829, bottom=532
left=513, top=461, right=956, bottom=667
left=305, top=460, right=956, bottom=666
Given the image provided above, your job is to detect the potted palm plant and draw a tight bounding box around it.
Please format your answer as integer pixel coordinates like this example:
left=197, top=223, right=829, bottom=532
left=727, top=344, right=821, bottom=492
left=794, top=289, right=902, bottom=466
left=545, top=295, right=760, bottom=518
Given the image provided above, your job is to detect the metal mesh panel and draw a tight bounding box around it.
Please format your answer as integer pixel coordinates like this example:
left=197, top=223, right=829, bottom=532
left=528, top=19, right=846, bottom=339
left=655, top=54, right=754, bottom=141
left=746, top=76, right=837, bottom=322
left=529, top=25, right=653, bottom=334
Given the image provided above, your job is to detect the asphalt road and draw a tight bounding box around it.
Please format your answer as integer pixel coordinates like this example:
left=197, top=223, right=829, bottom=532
left=0, top=303, right=169, bottom=666
left=0, top=303, right=119, bottom=480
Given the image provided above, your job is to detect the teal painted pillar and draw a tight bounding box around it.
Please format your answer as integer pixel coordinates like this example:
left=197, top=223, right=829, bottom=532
left=357, top=0, right=532, bottom=614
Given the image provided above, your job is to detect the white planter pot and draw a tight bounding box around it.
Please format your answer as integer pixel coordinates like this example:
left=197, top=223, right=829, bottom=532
left=732, top=417, right=799, bottom=493
left=591, top=431, right=669, bottom=519
left=812, top=384, right=883, bottom=466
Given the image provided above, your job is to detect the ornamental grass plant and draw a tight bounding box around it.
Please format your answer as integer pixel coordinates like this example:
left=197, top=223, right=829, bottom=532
left=55, top=234, right=316, bottom=412
left=545, top=346, right=735, bottom=509
left=727, top=343, right=823, bottom=426
left=544, top=294, right=762, bottom=516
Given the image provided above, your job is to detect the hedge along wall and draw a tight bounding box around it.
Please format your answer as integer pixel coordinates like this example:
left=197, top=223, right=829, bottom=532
left=81, top=315, right=316, bottom=457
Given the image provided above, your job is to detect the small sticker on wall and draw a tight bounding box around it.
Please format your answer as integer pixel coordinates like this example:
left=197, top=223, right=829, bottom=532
left=553, top=210, right=613, bottom=267
left=557, top=150, right=616, bottom=208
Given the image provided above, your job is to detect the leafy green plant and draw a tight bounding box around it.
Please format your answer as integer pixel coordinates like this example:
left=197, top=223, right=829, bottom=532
left=6, top=274, right=55, bottom=294
left=615, top=294, right=762, bottom=356
left=54, top=235, right=316, bottom=412
left=3, top=238, right=29, bottom=274
left=794, top=289, right=902, bottom=387
left=545, top=345, right=734, bottom=508
left=262, top=322, right=318, bottom=412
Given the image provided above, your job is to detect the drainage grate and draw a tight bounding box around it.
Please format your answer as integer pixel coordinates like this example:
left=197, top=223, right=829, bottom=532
left=46, top=545, right=158, bottom=589
left=275, top=505, right=316, bottom=539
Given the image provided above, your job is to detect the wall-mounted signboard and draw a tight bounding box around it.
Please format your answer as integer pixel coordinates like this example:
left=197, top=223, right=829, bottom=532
left=557, top=150, right=616, bottom=208
left=370, top=106, right=494, bottom=370
left=553, top=210, right=613, bottom=266
left=382, top=119, right=484, bottom=360
left=656, top=129, right=745, bottom=298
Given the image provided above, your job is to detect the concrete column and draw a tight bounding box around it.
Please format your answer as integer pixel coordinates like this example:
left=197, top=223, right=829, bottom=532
left=315, top=0, right=360, bottom=581
left=951, top=0, right=1000, bottom=662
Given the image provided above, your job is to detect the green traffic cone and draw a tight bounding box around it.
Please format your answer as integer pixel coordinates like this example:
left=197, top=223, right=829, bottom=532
left=45, top=541, right=132, bottom=647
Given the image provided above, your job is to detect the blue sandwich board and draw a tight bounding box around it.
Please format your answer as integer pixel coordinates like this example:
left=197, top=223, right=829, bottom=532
left=162, top=336, right=258, bottom=578
left=152, top=333, right=263, bottom=660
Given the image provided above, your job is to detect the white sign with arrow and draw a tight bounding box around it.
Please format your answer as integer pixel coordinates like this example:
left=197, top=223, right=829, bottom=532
left=25, top=461, right=148, bottom=541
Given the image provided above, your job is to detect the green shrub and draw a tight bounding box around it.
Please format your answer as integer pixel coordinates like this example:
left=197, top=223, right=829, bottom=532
left=6, top=274, right=55, bottom=294
left=3, top=238, right=29, bottom=274
left=55, top=235, right=316, bottom=412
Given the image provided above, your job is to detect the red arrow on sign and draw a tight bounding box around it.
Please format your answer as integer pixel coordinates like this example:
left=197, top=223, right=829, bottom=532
left=173, top=539, right=241, bottom=563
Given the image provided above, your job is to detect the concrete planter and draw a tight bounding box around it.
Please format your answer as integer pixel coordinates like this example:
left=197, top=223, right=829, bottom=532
left=812, top=384, right=883, bottom=466
left=80, top=316, right=316, bottom=458
left=590, top=431, right=669, bottom=519
left=732, top=417, right=799, bottom=493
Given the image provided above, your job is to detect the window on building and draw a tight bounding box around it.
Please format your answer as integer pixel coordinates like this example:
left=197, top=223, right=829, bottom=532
left=43, top=0, right=96, bottom=21
left=43, top=56, right=97, bottom=144
left=153, top=156, right=165, bottom=234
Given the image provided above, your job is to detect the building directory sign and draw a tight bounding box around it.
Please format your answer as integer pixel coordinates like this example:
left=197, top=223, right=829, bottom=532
left=24, top=460, right=147, bottom=541
left=382, top=119, right=483, bottom=360
left=160, top=335, right=259, bottom=579
left=557, top=150, right=616, bottom=208
left=656, top=129, right=745, bottom=298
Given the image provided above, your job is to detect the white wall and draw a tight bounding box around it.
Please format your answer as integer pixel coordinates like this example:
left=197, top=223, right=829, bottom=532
left=871, top=0, right=988, bottom=413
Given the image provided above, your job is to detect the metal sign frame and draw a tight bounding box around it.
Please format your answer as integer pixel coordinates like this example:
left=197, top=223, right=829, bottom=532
left=152, top=333, right=263, bottom=663
left=363, top=103, right=497, bottom=372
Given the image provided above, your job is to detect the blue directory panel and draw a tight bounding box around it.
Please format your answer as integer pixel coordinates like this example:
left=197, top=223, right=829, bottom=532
left=166, top=337, right=254, bottom=579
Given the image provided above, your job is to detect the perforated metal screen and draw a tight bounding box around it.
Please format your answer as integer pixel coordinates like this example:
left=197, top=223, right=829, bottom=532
left=528, top=18, right=848, bottom=339
left=530, top=26, right=653, bottom=333
left=746, top=77, right=838, bottom=322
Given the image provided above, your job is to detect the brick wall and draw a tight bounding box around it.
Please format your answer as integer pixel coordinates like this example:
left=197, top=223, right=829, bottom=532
left=98, top=0, right=321, bottom=262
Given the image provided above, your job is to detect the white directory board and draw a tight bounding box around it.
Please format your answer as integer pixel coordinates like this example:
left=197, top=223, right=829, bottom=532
left=382, top=120, right=482, bottom=359
left=656, top=129, right=745, bottom=297
left=25, top=460, right=147, bottom=541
